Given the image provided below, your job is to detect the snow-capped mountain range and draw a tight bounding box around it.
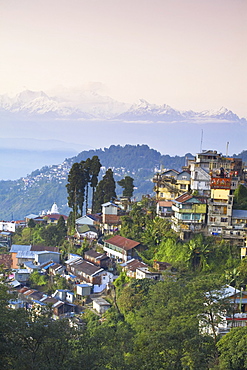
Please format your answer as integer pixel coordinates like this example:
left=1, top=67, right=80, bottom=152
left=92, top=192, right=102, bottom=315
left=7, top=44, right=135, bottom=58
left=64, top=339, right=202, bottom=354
left=0, top=89, right=246, bottom=124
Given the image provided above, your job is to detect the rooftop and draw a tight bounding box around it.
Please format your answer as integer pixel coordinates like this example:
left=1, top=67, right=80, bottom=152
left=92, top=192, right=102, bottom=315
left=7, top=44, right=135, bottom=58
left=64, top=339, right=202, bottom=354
left=105, top=235, right=140, bottom=251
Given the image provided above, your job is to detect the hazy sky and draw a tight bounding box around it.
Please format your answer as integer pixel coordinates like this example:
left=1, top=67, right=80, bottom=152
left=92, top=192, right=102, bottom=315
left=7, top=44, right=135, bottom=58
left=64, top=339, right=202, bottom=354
left=1, top=0, right=247, bottom=116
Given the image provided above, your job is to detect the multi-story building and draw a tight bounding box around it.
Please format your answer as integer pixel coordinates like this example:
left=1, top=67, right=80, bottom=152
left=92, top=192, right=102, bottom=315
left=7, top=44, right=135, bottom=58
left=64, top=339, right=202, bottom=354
left=171, top=193, right=207, bottom=239
left=153, top=170, right=191, bottom=200
left=154, top=149, right=247, bottom=246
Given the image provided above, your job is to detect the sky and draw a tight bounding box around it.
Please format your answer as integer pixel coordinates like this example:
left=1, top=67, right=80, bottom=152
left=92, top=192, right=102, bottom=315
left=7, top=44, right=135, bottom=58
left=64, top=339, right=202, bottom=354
left=1, top=0, right=247, bottom=117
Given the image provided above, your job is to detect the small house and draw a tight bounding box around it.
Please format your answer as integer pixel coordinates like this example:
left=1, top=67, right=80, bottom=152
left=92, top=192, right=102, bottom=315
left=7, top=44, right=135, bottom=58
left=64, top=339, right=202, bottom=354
left=92, top=298, right=111, bottom=314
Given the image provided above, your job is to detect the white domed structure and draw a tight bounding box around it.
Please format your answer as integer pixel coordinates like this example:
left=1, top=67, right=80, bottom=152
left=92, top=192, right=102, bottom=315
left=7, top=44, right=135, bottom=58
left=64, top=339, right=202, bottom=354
left=50, top=202, right=59, bottom=214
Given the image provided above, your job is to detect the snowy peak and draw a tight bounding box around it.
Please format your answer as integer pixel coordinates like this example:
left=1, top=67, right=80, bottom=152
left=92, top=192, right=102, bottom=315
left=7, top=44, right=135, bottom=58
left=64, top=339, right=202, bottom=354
left=115, top=99, right=183, bottom=122
left=0, top=89, right=246, bottom=124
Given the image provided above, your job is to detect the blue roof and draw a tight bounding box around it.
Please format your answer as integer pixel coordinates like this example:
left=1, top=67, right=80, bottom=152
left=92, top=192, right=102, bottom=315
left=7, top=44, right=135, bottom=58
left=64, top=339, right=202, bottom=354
left=16, top=251, right=35, bottom=258
left=43, top=262, right=55, bottom=269
left=232, top=210, right=247, bottom=219
left=10, top=244, right=31, bottom=253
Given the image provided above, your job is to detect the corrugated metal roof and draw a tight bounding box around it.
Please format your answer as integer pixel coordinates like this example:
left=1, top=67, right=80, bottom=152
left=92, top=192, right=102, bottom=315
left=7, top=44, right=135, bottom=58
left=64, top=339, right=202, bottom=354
left=232, top=210, right=247, bottom=219
left=10, top=244, right=31, bottom=253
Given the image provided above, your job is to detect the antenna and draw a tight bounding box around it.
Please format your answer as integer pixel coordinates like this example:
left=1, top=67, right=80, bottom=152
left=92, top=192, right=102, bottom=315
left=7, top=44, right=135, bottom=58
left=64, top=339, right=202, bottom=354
left=200, top=129, right=203, bottom=153
left=226, top=142, right=229, bottom=156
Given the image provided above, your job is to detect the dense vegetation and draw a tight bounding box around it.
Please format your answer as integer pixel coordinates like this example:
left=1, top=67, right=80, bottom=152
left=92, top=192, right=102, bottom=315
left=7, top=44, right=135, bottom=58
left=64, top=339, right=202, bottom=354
left=5, top=195, right=247, bottom=369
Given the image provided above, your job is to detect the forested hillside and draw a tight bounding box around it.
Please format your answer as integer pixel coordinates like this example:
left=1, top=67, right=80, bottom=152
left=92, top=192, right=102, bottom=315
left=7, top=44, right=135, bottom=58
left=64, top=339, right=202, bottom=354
left=0, top=145, right=189, bottom=220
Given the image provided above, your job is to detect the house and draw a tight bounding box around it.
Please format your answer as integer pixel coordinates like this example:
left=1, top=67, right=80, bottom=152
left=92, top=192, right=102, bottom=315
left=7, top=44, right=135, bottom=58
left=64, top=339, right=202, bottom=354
left=0, top=232, right=12, bottom=249
left=10, top=244, right=60, bottom=269
left=34, top=251, right=60, bottom=265
left=0, top=221, right=16, bottom=233
left=25, top=214, right=39, bottom=224
left=10, top=244, right=32, bottom=268
left=103, top=235, right=141, bottom=263
left=52, top=301, right=76, bottom=319
left=66, top=259, right=104, bottom=285
left=156, top=200, right=173, bottom=218
left=153, top=170, right=191, bottom=201
left=171, top=193, right=207, bottom=238
left=121, top=258, right=148, bottom=278
left=136, top=266, right=162, bottom=280
left=92, top=297, right=111, bottom=314
left=153, top=261, right=172, bottom=271
left=76, top=224, right=98, bottom=240
left=14, top=269, right=30, bottom=283
left=49, top=263, right=65, bottom=275
left=76, top=214, right=101, bottom=227
left=76, top=283, right=93, bottom=299
left=202, top=286, right=247, bottom=336
left=43, top=213, right=68, bottom=225
left=84, top=249, right=110, bottom=268
left=52, top=289, right=74, bottom=303
left=101, top=202, right=121, bottom=233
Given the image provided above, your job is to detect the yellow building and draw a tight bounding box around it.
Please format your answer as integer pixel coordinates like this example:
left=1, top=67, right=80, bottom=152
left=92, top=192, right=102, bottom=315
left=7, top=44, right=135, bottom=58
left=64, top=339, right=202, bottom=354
left=153, top=170, right=191, bottom=200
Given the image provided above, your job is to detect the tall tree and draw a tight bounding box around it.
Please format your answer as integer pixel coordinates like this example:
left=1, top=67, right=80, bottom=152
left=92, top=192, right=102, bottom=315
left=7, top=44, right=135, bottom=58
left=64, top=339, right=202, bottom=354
left=66, top=161, right=86, bottom=218
left=93, top=168, right=116, bottom=213
left=117, top=176, right=134, bottom=198
left=90, top=155, right=101, bottom=213
left=82, top=158, right=92, bottom=214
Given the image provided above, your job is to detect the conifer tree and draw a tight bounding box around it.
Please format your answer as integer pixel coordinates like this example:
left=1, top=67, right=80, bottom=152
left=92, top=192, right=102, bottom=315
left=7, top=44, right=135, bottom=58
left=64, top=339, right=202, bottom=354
left=93, top=168, right=116, bottom=213
left=90, top=155, right=101, bottom=212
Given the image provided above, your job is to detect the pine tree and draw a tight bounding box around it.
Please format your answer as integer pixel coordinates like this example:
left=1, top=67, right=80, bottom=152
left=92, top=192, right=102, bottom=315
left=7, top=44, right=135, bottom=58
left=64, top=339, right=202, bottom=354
left=93, top=168, right=116, bottom=213
left=90, top=155, right=101, bottom=212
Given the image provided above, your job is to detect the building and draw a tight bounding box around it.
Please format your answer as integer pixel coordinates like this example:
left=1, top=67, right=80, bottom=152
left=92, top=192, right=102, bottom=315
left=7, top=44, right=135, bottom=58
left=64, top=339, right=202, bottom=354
left=171, top=193, right=207, bottom=238
left=103, top=235, right=141, bottom=263
left=153, top=170, right=191, bottom=201
left=101, top=202, right=121, bottom=233
left=84, top=250, right=110, bottom=268
left=92, top=298, right=111, bottom=314
left=66, top=259, right=104, bottom=285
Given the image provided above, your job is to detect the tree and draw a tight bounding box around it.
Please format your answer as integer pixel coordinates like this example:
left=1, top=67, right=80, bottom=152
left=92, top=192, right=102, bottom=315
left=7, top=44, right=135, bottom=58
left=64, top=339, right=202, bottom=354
left=234, top=184, right=247, bottom=209
left=217, top=327, right=247, bottom=369
left=57, top=216, right=67, bottom=239
left=28, top=218, right=36, bottom=228
left=66, top=161, right=86, bottom=218
left=117, top=176, right=134, bottom=198
left=93, top=168, right=116, bottom=213
left=82, top=158, right=92, bottom=214
left=90, top=155, right=101, bottom=212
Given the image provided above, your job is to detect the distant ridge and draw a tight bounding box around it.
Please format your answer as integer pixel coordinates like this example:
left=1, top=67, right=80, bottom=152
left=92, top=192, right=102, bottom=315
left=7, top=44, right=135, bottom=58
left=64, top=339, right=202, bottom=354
left=0, top=144, right=189, bottom=220
left=0, top=90, right=246, bottom=123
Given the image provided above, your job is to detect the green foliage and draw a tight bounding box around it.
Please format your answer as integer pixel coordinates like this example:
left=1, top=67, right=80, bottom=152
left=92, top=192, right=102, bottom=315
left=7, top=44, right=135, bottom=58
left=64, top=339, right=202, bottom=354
left=233, top=184, right=247, bottom=209
left=117, top=176, right=134, bottom=198
left=217, top=327, right=247, bottom=369
left=27, top=218, right=36, bottom=228
left=29, top=271, right=48, bottom=287
left=153, top=234, right=239, bottom=274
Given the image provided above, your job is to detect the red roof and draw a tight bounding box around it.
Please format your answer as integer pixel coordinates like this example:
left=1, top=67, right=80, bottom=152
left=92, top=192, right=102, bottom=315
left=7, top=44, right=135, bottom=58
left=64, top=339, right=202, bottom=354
left=106, top=235, right=140, bottom=251
left=43, top=214, right=68, bottom=220
left=174, top=193, right=192, bottom=203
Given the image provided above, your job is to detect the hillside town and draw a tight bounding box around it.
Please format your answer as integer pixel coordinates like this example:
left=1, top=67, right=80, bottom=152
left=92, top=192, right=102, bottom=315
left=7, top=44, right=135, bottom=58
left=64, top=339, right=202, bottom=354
left=0, top=149, right=246, bottom=337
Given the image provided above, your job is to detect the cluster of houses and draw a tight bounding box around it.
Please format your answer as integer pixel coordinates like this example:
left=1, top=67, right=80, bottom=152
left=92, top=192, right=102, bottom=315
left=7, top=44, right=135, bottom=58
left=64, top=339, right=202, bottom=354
left=153, top=150, right=247, bottom=255
left=1, top=148, right=247, bottom=335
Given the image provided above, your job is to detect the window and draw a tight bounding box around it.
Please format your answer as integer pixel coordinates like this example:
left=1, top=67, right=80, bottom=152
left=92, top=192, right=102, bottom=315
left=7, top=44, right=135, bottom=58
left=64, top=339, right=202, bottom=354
left=180, top=184, right=186, bottom=189
left=221, top=218, right=228, bottom=223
